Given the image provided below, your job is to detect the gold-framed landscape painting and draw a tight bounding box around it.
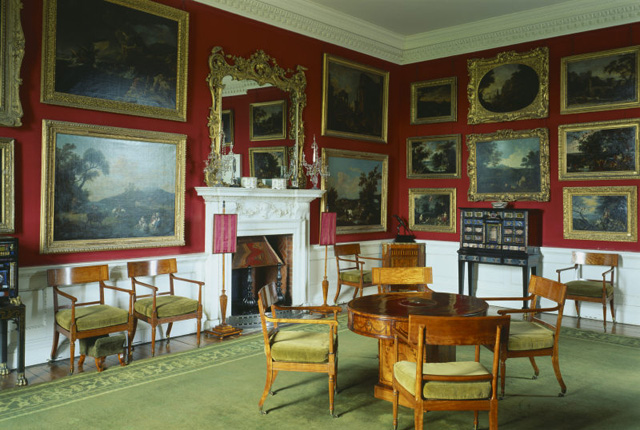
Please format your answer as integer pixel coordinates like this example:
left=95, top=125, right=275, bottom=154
left=41, top=0, right=189, bottom=121
left=321, top=53, right=389, bottom=143
left=558, top=119, right=640, bottom=181
left=0, top=138, right=14, bottom=233
left=563, top=186, right=637, bottom=242
left=249, top=146, right=287, bottom=186
left=321, top=148, right=388, bottom=234
left=407, top=134, right=461, bottom=179
left=410, top=77, right=457, bottom=124
left=409, top=188, right=456, bottom=233
left=467, top=47, right=549, bottom=124
left=0, top=0, right=24, bottom=127
left=561, top=45, right=640, bottom=114
left=40, top=120, right=186, bottom=254
left=467, top=128, right=550, bottom=202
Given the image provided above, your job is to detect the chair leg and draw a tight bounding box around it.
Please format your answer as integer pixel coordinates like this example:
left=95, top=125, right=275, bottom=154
left=474, top=410, right=480, bottom=430
left=574, top=300, right=581, bottom=319
left=196, top=317, right=202, bottom=348
left=51, top=330, right=60, bottom=360
left=392, top=387, right=399, bottom=430
left=609, top=296, right=616, bottom=324
left=328, top=373, right=336, bottom=417
left=500, top=358, right=506, bottom=398
left=78, top=354, right=86, bottom=368
left=602, top=302, right=608, bottom=331
left=151, top=325, right=157, bottom=357
left=69, top=340, right=75, bottom=375
left=529, top=356, right=540, bottom=379
left=259, top=363, right=276, bottom=414
left=333, top=284, right=342, bottom=304
left=489, top=399, right=498, bottom=430
left=166, top=322, right=174, bottom=344
left=551, top=352, right=567, bottom=396
left=414, top=404, right=424, bottom=430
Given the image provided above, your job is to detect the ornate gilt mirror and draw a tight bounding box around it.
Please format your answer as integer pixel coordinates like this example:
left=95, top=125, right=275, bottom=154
left=204, top=46, right=307, bottom=187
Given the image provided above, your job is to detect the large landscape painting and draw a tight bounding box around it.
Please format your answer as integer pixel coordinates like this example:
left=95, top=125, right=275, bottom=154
left=41, top=120, right=186, bottom=253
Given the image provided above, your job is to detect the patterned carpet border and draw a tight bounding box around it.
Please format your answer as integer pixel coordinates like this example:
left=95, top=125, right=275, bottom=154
left=0, top=314, right=637, bottom=422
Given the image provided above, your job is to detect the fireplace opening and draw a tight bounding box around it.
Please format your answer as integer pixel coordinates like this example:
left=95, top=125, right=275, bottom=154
left=230, top=234, right=293, bottom=318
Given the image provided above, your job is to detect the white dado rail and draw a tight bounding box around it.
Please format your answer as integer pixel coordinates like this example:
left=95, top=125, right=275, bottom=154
left=195, top=187, right=324, bottom=329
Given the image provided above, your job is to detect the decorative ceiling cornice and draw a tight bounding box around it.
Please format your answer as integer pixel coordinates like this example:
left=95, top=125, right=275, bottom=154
left=195, top=0, right=640, bottom=65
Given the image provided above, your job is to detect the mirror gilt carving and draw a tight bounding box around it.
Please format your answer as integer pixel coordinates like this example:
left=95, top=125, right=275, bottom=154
left=205, top=46, right=307, bottom=187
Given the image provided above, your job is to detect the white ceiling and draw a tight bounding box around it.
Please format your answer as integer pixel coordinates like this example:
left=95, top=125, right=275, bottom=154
left=197, top=0, right=640, bottom=64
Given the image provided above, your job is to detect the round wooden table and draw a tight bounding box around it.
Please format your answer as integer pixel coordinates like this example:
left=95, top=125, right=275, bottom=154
left=348, top=291, right=488, bottom=403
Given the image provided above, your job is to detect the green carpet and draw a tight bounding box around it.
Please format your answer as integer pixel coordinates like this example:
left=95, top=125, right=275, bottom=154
left=1, top=319, right=639, bottom=430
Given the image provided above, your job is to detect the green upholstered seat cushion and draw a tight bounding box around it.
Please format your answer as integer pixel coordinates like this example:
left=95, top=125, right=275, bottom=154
left=270, top=330, right=336, bottom=363
left=566, top=280, right=613, bottom=298
left=134, top=295, right=198, bottom=319
left=508, top=320, right=554, bottom=351
left=55, top=305, right=129, bottom=332
left=339, top=269, right=373, bottom=284
left=79, top=334, right=125, bottom=357
left=393, top=360, right=491, bottom=400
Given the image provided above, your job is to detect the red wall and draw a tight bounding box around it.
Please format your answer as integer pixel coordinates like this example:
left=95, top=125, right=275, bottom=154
left=7, top=0, right=640, bottom=267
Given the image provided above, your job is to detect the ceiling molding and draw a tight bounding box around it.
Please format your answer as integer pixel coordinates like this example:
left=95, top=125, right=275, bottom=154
left=195, top=0, right=640, bottom=65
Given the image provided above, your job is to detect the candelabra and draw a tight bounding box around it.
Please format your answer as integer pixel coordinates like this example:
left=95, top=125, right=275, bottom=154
left=302, top=135, right=329, bottom=189
left=204, top=130, right=237, bottom=186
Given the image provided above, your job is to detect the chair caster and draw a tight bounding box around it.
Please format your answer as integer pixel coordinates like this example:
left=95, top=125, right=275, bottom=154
left=559, top=391, right=566, bottom=397
left=259, top=408, right=267, bottom=415
left=532, top=375, right=538, bottom=380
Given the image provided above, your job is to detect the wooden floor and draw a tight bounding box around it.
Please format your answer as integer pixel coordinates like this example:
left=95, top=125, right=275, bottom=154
left=1, top=311, right=639, bottom=390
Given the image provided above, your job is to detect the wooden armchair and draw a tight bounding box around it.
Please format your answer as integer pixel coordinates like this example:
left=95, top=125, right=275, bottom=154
left=372, top=266, right=433, bottom=293
left=391, top=315, right=510, bottom=430
left=127, top=258, right=203, bottom=357
left=481, top=275, right=567, bottom=398
left=333, top=243, right=382, bottom=303
left=48, top=265, right=134, bottom=374
left=257, top=282, right=341, bottom=416
left=556, top=251, right=618, bottom=331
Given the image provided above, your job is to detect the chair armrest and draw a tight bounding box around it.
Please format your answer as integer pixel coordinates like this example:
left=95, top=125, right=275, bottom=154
left=602, top=267, right=614, bottom=277
left=359, top=256, right=383, bottom=262
left=556, top=265, right=576, bottom=274
left=103, top=283, right=134, bottom=295
left=263, top=315, right=338, bottom=327
left=172, top=275, right=205, bottom=287
left=498, top=305, right=560, bottom=316
left=132, top=278, right=158, bottom=292
left=53, top=287, right=78, bottom=303
left=480, top=295, right=533, bottom=302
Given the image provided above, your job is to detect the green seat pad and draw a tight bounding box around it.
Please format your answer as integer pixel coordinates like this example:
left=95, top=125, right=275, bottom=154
left=566, top=280, right=613, bottom=298
left=508, top=321, right=554, bottom=351
left=394, top=360, right=491, bottom=400
left=135, top=295, right=198, bottom=319
left=56, top=305, right=129, bottom=332
left=79, top=334, right=125, bottom=357
left=339, top=269, right=373, bottom=284
left=270, top=330, right=336, bottom=363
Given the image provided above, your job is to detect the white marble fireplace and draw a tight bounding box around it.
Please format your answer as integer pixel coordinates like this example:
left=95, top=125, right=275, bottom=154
left=195, top=187, right=323, bottom=329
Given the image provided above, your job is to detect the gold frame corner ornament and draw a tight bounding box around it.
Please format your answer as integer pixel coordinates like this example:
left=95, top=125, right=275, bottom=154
left=467, top=46, right=549, bottom=125
left=205, top=46, right=307, bottom=187
left=562, top=185, right=637, bottom=242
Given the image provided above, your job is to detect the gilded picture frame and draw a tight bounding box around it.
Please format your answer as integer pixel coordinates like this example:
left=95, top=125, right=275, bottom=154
left=221, top=109, right=234, bottom=147
left=0, top=0, right=24, bottom=127
left=467, top=47, right=549, bottom=124
left=321, top=53, right=389, bottom=143
left=249, top=146, right=287, bottom=186
left=407, top=134, right=461, bottom=179
left=409, top=188, right=456, bottom=233
left=0, top=138, right=15, bottom=233
left=467, top=128, right=550, bottom=202
left=410, top=77, right=457, bottom=124
left=41, top=0, right=189, bottom=122
left=40, top=120, right=186, bottom=254
left=561, top=45, right=640, bottom=114
left=558, top=119, right=640, bottom=181
left=321, top=148, right=388, bottom=234
left=563, top=186, right=637, bottom=242
left=250, top=100, right=286, bottom=141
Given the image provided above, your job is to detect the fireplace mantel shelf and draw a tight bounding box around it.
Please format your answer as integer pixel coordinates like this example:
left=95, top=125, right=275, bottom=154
left=195, top=186, right=324, bottom=200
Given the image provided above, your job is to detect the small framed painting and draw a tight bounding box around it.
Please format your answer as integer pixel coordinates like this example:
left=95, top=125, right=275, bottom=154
left=321, top=53, right=389, bottom=143
left=467, top=128, right=550, bottom=202
left=408, top=188, right=456, bottom=233
left=410, top=77, right=457, bottom=124
left=561, top=45, right=640, bottom=114
left=249, top=146, right=287, bottom=186
left=407, top=134, right=461, bottom=179
left=321, top=148, right=388, bottom=234
left=467, top=47, right=549, bottom=124
left=250, top=100, right=286, bottom=141
left=563, top=186, right=637, bottom=242
left=558, top=119, right=640, bottom=180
